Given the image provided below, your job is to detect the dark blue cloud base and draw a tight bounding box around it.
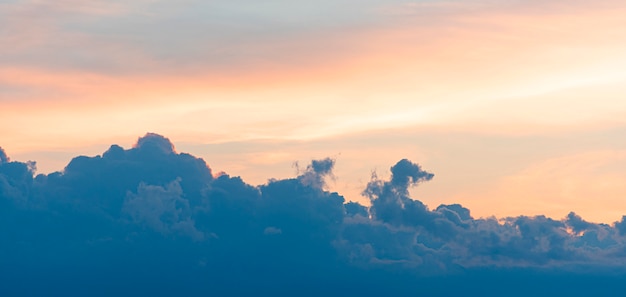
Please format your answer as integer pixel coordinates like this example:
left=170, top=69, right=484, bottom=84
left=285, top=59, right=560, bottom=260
left=2, top=134, right=626, bottom=296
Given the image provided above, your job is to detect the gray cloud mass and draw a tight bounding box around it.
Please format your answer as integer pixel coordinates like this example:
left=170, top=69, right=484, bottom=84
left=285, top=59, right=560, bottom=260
left=2, top=133, right=626, bottom=296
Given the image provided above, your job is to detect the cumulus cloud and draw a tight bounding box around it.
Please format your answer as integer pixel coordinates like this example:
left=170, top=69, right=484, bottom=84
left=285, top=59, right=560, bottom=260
left=297, top=157, right=335, bottom=189
left=3, top=133, right=626, bottom=296
left=0, top=147, right=8, bottom=164
left=615, top=216, right=626, bottom=235
left=0, top=148, right=35, bottom=205
left=363, top=159, right=437, bottom=229
left=133, top=132, right=176, bottom=154
left=123, top=179, right=204, bottom=240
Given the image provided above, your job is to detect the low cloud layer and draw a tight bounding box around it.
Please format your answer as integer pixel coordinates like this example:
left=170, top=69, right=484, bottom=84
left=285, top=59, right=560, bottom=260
left=2, top=134, right=626, bottom=296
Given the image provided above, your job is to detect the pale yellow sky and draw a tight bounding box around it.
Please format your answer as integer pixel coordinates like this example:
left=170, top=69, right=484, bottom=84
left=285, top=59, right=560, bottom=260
left=3, top=0, right=626, bottom=222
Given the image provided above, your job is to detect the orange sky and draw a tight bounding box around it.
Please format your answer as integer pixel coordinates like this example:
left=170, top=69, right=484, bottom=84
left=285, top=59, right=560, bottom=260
left=3, top=0, right=626, bottom=223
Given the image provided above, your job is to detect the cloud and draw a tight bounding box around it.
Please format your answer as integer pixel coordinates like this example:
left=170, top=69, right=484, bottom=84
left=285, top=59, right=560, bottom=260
left=297, top=157, right=335, bottom=189
left=616, top=216, right=626, bottom=235
left=389, top=158, right=435, bottom=190
left=0, top=147, right=35, bottom=204
left=566, top=211, right=596, bottom=234
left=3, top=133, right=626, bottom=295
left=0, top=0, right=390, bottom=75
left=123, top=179, right=204, bottom=240
left=133, top=132, right=176, bottom=154
left=0, top=147, right=8, bottom=164
left=363, top=159, right=438, bottom=229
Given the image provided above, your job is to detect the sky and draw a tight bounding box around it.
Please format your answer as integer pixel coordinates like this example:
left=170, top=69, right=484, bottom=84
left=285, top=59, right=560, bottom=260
left=3, top=0, right=626, bottom=222
left=3, top=3, right=626, bottom=290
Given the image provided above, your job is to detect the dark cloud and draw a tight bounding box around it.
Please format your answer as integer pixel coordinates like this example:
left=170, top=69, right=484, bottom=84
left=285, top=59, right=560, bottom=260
left=133, top=133, right=177, bottom=154
left=122, top=179, right=204, bottom=240
left=566, top=211, right=596, bottom=234
left=2, top=133, right=626, bottom=296
left=616, top=216, right=626, bottom=235
left=0, top=147, right=8, bottom=164
left=390, top=158, right=435, bottom=190
left=0, top=147, right=35, bottom=205
left=297, top=157, right=335, bottom=189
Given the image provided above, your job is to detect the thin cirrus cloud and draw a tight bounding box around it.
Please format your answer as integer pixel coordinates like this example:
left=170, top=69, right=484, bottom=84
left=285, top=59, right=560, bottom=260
left=2, top=133, right=626, bottom=296
left=3, top=0, right=626, bottom=145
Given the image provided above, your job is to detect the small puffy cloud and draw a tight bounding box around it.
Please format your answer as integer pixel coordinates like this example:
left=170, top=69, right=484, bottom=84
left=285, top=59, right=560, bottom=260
left=297, top=157, right=335, bottom=189
left=363, top=159, right=438, bottom=230
left=390, top=158, right=434, bottom=191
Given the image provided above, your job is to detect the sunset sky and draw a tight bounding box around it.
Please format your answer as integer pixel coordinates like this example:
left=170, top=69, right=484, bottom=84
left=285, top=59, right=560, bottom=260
left=3, top=0, right=626, bottom=222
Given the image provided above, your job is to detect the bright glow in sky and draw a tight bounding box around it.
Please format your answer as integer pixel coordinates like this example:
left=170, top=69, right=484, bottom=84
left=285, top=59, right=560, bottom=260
left=3, top=0, right=626, bottom=222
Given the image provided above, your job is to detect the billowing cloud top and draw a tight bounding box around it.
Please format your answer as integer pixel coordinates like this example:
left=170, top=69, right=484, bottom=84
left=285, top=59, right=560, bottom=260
left=0, top=147, right=8, bottom=164
left=2, top=134, right=626, bottom=296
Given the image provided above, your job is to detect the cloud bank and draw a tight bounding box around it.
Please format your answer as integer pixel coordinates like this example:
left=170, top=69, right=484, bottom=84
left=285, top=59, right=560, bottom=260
left=2, top=134, right=626, bottom=296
